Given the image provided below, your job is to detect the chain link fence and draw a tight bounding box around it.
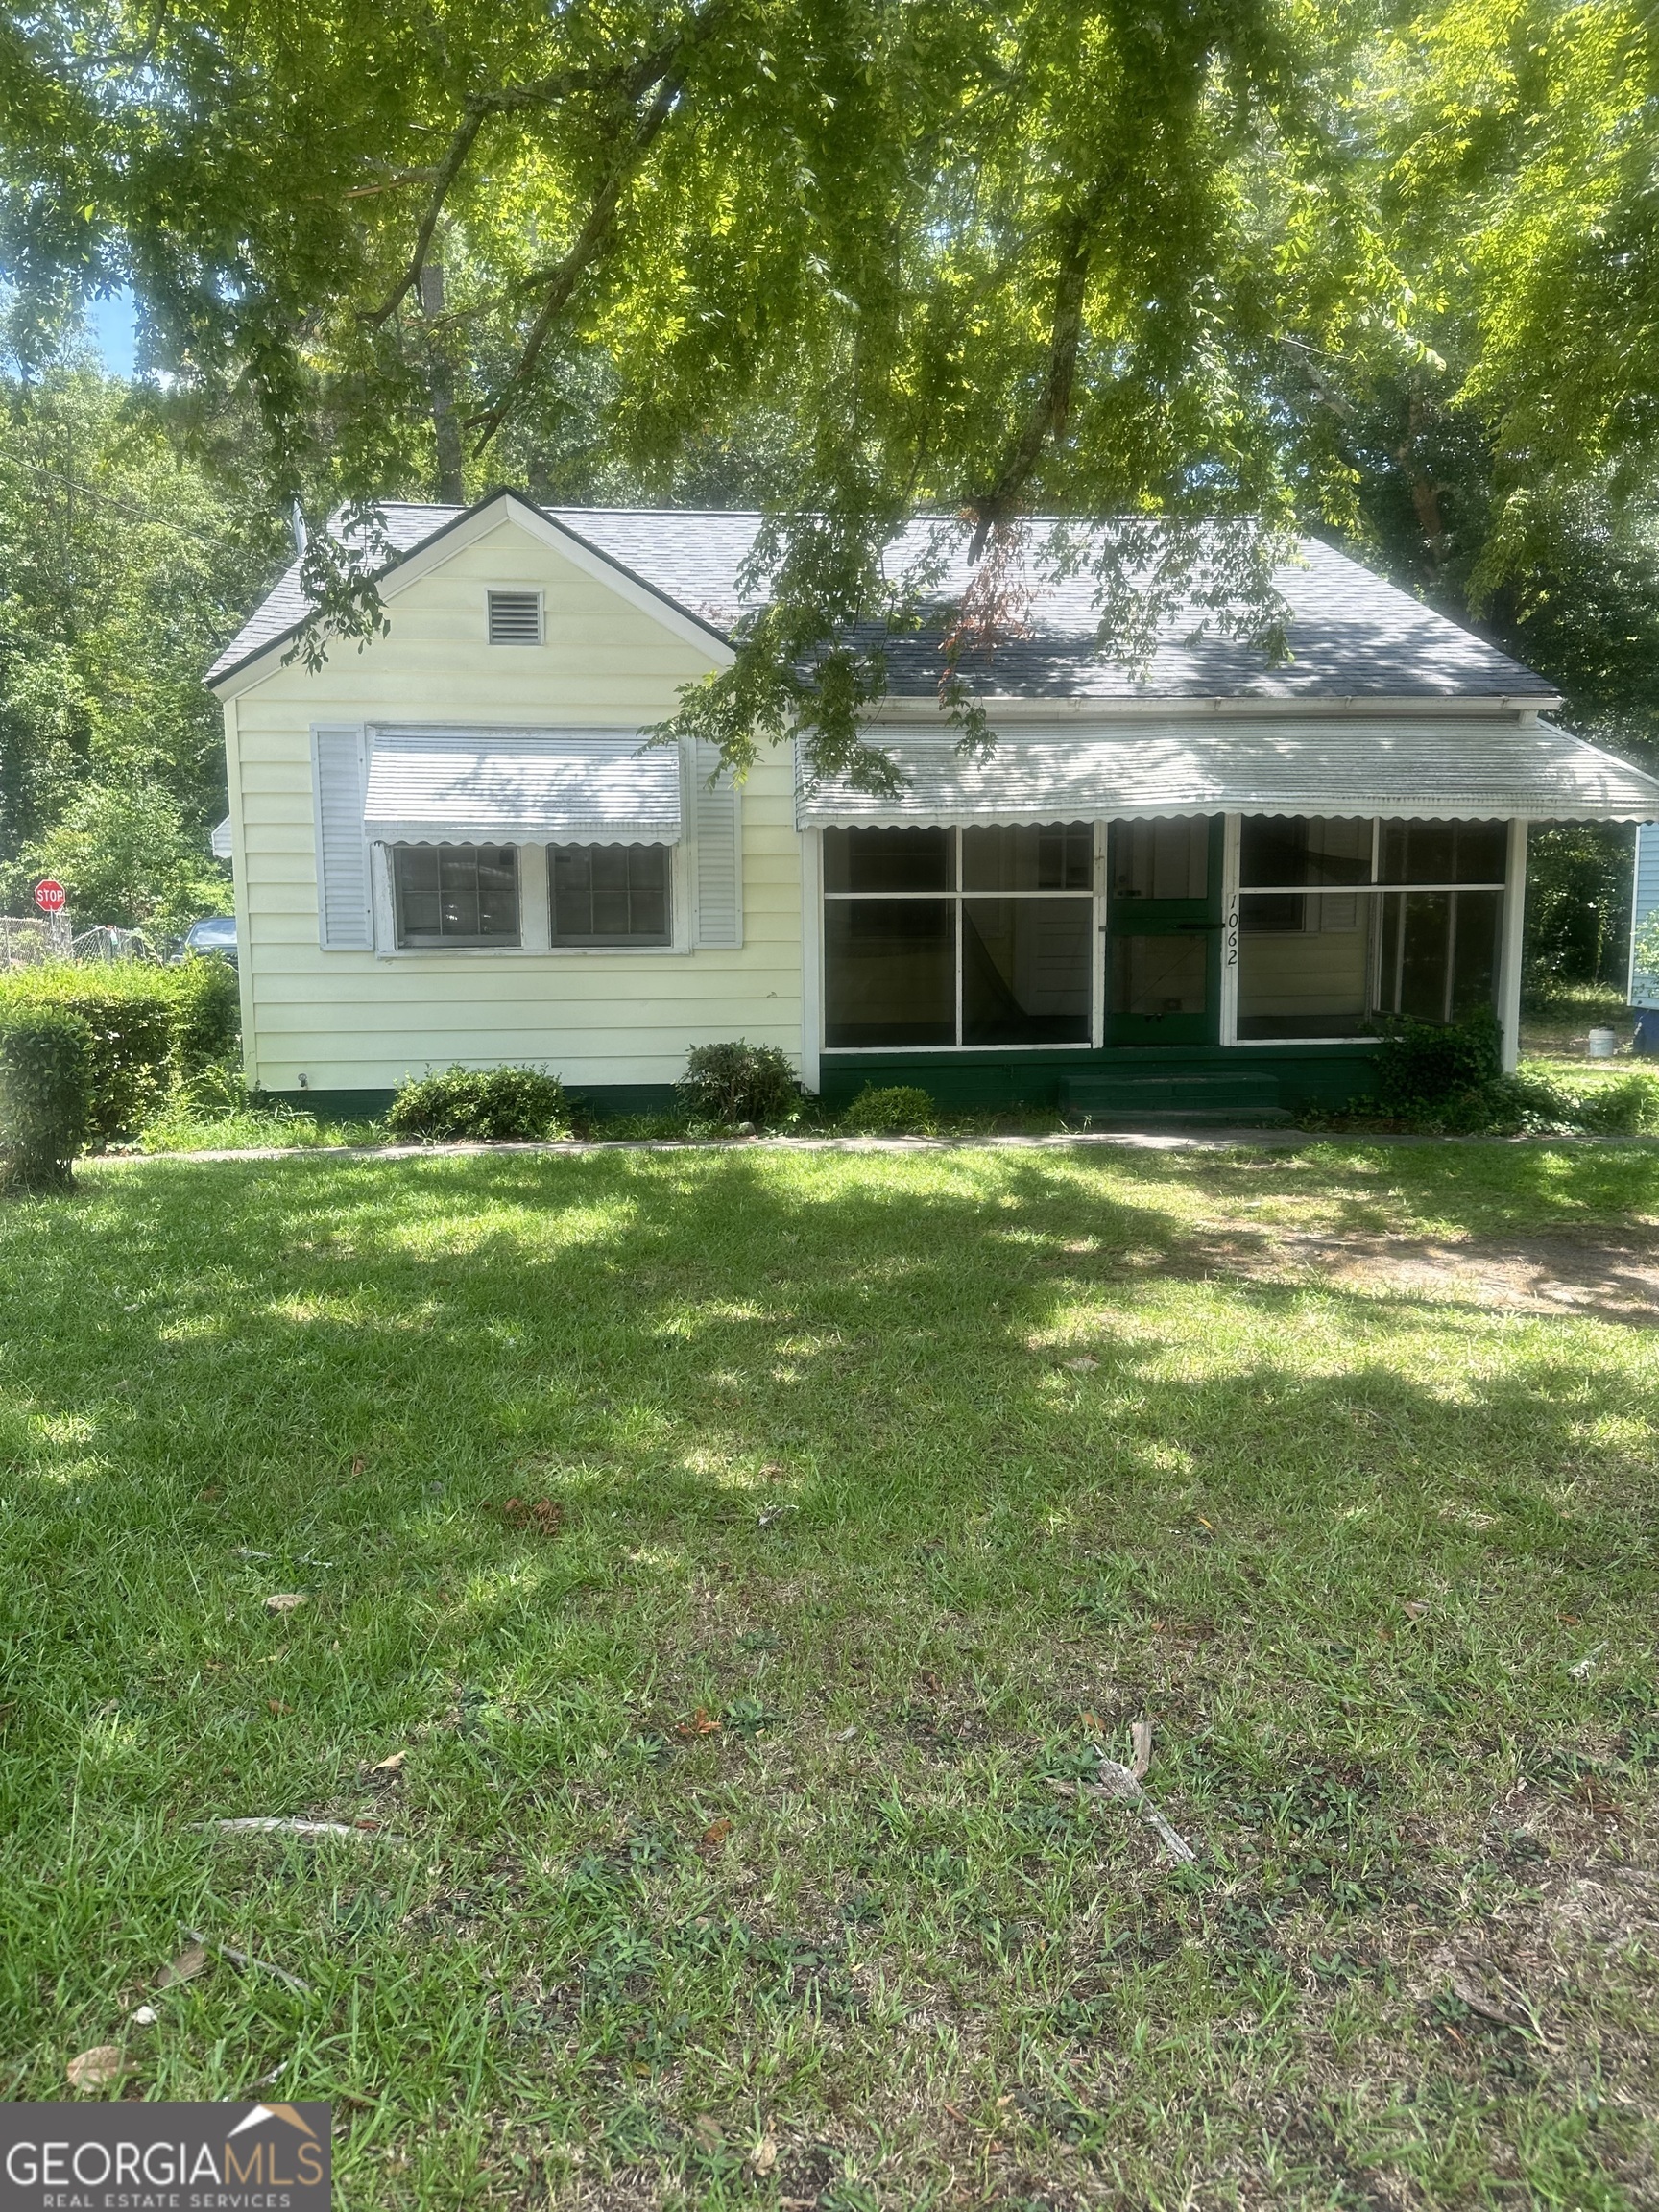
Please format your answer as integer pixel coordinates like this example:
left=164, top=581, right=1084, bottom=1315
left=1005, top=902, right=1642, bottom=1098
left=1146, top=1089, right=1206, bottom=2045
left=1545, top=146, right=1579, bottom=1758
left=0, top=915, right=171, bottom=969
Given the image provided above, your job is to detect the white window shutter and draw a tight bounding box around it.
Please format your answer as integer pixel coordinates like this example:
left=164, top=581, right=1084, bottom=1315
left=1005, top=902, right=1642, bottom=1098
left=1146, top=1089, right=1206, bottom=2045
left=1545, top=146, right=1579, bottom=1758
left=691, top=740, right=742, bottom=949
left=310, top=726, right=373, bottom=950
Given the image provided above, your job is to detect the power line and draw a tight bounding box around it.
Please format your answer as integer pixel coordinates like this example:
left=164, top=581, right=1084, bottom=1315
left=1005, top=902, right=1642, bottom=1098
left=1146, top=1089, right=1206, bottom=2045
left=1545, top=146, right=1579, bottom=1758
left=0, top=450, right=244, bottom=555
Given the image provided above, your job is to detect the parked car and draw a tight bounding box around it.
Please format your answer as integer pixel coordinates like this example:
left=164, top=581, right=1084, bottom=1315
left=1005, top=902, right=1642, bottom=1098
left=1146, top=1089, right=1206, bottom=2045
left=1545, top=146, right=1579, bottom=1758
left=180, top=915, right=237, bottom=965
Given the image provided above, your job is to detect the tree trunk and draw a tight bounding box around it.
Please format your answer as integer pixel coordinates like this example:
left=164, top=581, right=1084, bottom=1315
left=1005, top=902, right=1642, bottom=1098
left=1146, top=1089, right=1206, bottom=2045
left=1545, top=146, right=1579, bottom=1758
left=419, top=264, right=466, bottom=504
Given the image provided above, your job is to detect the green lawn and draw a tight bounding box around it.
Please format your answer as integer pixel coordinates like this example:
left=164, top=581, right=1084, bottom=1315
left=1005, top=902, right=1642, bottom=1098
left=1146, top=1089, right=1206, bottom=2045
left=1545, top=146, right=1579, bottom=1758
left=3, top=1142, right=1657, bottom=2210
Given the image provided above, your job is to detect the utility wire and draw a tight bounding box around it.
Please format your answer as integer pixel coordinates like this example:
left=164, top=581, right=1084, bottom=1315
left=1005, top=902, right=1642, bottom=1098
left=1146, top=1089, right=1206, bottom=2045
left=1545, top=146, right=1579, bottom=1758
left=0, top=450, right=247, bottom=555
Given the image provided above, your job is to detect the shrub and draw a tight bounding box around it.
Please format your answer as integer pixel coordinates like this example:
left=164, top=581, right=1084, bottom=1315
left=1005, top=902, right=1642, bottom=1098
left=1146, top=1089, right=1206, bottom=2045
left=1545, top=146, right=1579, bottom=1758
left=1374, top=1009, right=1503, bottom=1120
left=164, top=956, right=241, bottom=1072
left=0, top=957, right=241, bottom=1145
left=0, top=1005, right=92, bottom=1192
left=678, top=1040, right=799, bottom=1126
left=385, top=1065, right=572, bottom=1142
left=1506, top=1070, right=1659, bottom=1137
left=842, top=1083, right=938, bottom=1135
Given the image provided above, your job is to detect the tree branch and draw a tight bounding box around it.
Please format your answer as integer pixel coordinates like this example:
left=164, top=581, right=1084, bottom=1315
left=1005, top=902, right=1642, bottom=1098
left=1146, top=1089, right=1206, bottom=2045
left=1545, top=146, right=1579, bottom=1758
left=465, top=7, right=726, bottom=451
left=358, top=32, right=708, bottom=331
left=968, top=206, right=1099, bottom=559
left=362, top=106, right=487, bottom=327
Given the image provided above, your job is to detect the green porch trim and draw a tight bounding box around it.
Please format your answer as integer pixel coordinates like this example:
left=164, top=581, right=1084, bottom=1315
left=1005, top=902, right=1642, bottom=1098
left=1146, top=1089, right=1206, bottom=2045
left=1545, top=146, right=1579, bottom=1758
left=257, top=1083, right=685, bottom=1123
left=817, top=1041, right=1381, bottom=1117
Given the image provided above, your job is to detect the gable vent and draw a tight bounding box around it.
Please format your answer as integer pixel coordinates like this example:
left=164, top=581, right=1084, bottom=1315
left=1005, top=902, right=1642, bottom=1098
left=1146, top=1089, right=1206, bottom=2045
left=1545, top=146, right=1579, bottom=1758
left=487, top=589, right=542, bottom=645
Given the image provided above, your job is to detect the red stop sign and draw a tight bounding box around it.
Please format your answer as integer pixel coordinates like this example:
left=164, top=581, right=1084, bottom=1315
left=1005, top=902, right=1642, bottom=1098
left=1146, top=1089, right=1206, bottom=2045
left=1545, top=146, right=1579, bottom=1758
left=33, top=879, right=66, bottom=914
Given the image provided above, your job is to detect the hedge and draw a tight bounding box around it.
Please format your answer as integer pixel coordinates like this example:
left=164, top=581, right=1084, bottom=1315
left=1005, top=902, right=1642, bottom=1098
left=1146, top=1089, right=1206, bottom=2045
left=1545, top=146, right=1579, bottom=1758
left=0, top=1004, right=92, bottom=1192
left=0, top=959, right=239, bottom=1146
left=385, top=1065, right=572, bottom=1142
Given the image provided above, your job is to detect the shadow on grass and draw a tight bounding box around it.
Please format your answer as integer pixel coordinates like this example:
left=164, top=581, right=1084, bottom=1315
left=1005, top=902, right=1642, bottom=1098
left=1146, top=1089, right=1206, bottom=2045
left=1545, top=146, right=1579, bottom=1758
left=2, top=1145, right=1656, bottom=2202
left=4, top=1147, right=1654, bottom=1624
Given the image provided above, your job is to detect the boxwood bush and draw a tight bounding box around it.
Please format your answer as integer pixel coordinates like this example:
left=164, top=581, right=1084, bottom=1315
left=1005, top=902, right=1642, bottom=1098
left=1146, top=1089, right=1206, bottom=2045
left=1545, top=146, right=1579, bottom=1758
left=678, top=1041, right=799, bottom=1126
left=385, top=1065, right=572, bottom=1142
left=0, top=1005, right=92, bottom=1192
left=841, top=1083, right=938, bottom=1135
left=0, top=958, right=240, bottom=1147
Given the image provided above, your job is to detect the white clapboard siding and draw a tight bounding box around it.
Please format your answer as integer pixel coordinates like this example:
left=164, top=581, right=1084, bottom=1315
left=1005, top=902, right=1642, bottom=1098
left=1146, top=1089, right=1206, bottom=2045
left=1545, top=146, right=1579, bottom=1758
left=310, top=726, right=373, bottom=950
left=692, top=739, right=743, bottom=949
left=1631, top=823, right=1659, bottom=1005
left=227, top=515, right=803, bottom=1093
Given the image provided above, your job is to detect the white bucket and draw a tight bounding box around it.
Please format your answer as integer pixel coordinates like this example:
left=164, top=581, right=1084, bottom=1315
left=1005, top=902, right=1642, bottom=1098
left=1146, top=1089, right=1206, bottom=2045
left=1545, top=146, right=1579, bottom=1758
left=1587, top=1027, right=1618, bottom=1059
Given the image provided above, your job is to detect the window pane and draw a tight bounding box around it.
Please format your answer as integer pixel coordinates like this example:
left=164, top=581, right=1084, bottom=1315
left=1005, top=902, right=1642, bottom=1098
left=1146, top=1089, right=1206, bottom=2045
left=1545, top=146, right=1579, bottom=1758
left=1238, top=892, right=1376, bottom=1039
left=552, top=844, right=593, bottom=934
left=962, top=823, right=1092, bottom=891
left=439, top=845, right=481, bottom=938
left=475, top=848, right=518, bottom=938
left=393, top=845, right=441, bottom=938
left=1378, top=819, right=1506, bottom=885
left=589, top=845, right=633, bottom=937
left=550, top=843, right=670, bottom=944
left=1239, top=816, right=1370, bottom=888
left=627, top=847, right=669, bottom=939
left=962, top=900, right=1091, bottom=1044
left=1110, top=932, right=1208, bottom=1016
left=1110, top=818, right=1210, bottom=901
left=1451, top=890, right=1502, bottom=1016
left=823, top=826, right=951, bottom=893
left=394, top=843, right=519, bottom=948
left=824, top=900, right=954, bottom=1046
left=1376, top=889, right=1502, bottom=1022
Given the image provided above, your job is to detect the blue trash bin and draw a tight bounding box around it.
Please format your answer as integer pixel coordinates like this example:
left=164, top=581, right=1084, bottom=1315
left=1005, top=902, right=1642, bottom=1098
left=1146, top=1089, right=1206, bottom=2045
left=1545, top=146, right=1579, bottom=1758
left=1634, top=1009, right=1659, bottom=1057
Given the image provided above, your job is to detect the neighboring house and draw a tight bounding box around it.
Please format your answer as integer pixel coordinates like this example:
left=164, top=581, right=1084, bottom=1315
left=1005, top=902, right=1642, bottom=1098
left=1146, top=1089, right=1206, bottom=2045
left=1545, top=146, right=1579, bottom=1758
left=1631, top=822, right=1659, bottom=1019
left=206, top=489, right=1659, bottom=1120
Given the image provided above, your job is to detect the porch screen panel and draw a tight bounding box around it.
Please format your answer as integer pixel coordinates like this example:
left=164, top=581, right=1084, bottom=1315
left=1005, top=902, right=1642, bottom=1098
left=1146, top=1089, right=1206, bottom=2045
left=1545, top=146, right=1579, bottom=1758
left=823, top=824, right=1093, bottom=1049
left=963, top=900, right=1091, bottom=1043
left=824, top=900, right=954, bottom=1046
left=1238, top=816, right=1506, bottom=1039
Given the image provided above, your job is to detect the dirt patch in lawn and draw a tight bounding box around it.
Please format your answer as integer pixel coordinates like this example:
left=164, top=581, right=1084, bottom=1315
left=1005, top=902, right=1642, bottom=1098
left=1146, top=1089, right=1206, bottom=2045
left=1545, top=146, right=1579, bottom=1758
left=1173, top=1227, right=1659, bottom=1324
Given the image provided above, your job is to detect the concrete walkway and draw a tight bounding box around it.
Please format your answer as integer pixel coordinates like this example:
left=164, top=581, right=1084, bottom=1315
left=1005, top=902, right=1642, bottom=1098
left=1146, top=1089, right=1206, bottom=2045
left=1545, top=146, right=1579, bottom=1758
left=89, top=1126, right=1659, bottom=1166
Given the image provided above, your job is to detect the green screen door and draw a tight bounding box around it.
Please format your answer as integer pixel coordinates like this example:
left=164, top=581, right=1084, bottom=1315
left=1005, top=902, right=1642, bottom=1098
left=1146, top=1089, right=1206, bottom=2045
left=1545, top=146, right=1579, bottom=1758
left=1105, top=817, right=1222, bottom=1046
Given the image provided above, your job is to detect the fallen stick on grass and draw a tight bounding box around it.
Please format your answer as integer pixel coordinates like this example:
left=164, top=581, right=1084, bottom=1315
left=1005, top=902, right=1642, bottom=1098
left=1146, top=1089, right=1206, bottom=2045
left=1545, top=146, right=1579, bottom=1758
left=203, top=1816, right=400, bottom=1842
left=1082, top=1758, right=1197, bottom=1864
left=180, top=1927, right=312, bottom=1996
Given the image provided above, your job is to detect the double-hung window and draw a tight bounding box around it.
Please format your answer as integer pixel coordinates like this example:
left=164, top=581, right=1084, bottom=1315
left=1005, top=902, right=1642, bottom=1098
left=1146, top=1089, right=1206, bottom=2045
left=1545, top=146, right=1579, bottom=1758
left=392, top=844, right=520, bottom=949
left=822, top=825, right=1094, bottom=1048
left=550, top=843, right=671, bottom=947
left=1237, top=816, right=1506, bottom=1039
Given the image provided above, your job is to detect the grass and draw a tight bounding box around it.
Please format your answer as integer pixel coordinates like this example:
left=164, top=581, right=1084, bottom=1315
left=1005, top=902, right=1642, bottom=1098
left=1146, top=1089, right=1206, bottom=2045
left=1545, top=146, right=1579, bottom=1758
left=3, top=1141, right=1658, bottom=2209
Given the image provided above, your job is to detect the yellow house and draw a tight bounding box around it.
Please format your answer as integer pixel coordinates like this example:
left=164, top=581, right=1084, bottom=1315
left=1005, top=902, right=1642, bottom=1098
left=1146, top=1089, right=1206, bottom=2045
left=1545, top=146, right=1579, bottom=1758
left=208, top=490, right=1659, bottom=1122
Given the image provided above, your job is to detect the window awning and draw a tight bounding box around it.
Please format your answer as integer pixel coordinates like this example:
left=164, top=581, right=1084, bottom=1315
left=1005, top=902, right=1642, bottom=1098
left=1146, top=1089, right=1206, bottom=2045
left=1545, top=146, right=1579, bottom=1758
left=795, top=717, right=1659, bottom=827
left=363, top=728, right=682, bottom=845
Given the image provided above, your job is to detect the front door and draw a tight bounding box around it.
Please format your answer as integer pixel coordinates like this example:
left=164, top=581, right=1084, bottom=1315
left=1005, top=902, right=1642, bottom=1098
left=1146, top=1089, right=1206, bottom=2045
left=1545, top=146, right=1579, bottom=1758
left=1104, top=816, right=1222, bottom=1046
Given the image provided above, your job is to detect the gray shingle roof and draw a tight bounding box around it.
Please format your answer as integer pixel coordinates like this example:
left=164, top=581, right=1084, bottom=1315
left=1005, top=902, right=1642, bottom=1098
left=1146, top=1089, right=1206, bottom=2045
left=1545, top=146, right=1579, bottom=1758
left=796, top=719, right=1659, bottom=826
left=207, top=493, right=1556, bottom=701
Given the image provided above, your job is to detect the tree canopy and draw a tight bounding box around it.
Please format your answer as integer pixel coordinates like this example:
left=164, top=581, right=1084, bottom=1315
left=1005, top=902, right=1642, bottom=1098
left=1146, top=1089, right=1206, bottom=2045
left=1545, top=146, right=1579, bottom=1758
left=0, top=0, right=1655, bottom=834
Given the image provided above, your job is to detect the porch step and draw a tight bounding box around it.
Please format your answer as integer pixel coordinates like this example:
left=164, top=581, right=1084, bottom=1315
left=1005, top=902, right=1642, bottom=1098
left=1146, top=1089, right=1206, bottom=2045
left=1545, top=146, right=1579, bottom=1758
left=1058, top=1071, right=1294, bottom=1127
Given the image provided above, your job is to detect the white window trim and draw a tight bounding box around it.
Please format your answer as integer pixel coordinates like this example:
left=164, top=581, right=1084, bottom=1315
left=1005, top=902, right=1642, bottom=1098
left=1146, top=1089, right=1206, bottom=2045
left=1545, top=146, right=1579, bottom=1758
left=484, top=584, right=545, bottom=646
left=372, top=837, right=688, bottom=956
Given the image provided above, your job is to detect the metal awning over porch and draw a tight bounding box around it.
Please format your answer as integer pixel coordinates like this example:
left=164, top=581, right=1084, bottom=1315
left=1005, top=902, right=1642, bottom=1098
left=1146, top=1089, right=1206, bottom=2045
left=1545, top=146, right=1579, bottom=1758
left=363, top=727, right=682, bottom=845
left=795, top=716, right=1659, bottom=828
